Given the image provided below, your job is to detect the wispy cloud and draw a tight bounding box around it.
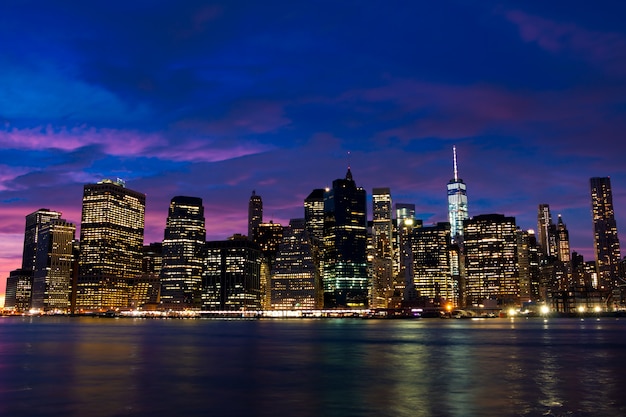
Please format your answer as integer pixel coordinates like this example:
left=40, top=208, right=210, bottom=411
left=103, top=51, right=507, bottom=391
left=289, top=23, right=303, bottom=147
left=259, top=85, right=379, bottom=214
left=505, top=10, right=626, bottom=74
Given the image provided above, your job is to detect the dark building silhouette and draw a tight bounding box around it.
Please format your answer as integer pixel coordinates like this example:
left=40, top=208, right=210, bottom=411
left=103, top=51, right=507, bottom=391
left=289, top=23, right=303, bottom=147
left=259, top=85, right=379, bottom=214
left=22, top=208, right=62, bottom=272
left=270, top=219, right=320, bottom=310
left=160, top=196, right=206, bottom=310
left=5, top=269, right=33, bottom=312
left=323, top=168, right=368, bottom=308
left=304, top=189, right=325, bottom=244
left=590, top=177, right=621, bottom=290
left=248, top=190, right=263, bottom=241
left=202, top=240, right=263, bottom=310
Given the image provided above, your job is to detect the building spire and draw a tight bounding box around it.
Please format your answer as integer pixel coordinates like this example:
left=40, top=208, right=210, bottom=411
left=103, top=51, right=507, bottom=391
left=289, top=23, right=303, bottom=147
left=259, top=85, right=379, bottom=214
left=453, top=145, right=458, bottom=182
left=346, top=151, right=353, bottom=181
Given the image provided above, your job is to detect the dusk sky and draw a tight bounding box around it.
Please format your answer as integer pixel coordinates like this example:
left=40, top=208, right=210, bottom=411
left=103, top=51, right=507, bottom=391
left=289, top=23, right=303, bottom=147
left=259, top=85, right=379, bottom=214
left=2, top=1, right=626, bottom=295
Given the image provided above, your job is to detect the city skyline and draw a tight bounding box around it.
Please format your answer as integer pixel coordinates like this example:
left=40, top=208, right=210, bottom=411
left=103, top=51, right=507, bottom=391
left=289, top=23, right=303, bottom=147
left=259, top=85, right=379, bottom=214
left=2, top=1, right=626, bottom=296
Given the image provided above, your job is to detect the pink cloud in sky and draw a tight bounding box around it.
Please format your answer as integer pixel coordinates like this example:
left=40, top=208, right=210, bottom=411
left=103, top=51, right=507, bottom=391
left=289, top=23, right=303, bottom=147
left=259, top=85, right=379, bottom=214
left=505, top=10, right=626, bottom=73
left=0, top=126, right=166, bottom=155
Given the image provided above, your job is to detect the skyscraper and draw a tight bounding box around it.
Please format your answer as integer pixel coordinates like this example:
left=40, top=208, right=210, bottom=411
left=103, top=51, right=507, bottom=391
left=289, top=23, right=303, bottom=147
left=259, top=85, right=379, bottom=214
left=537, top=204, right=553, bottom=257
left=464, top=214, right=519, bottom=307
left=77, top=179, right=145, bottom=312
left=556, top=215, right=571, bottom=263
left=202, top=240, right=263, bottom=310
left=323, top=168, right=368, bottom=308
left=590, top=177, right=621, bottom=290
left=248, top=190, right=263, bottom=241
left=270, top=219, right=320, bottom=310
left=160, top=196, right=206, bottom=309
left=22, top=208, right=62, bottom=271
left=447, top=146, right=469, bottom=244
left=304, top=189, right=325, bottom=243
left=411, top=222, right=453, bottom=303
left=371, top=188, right=394, bottom=308
left=32, top=218, right=76, bottom=312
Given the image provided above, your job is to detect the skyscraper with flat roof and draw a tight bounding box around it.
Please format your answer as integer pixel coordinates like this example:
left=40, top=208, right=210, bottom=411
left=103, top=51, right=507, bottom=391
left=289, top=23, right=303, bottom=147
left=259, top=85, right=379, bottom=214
left=304, top=189, right=325, bottom=243
left=464, top=214, right=519, bottom=307
left=160, top=196, right=206, bottom=309
left=411, top=222, right=453, bottom=303
left=32, top=218, right=75, bottom=312
left=22, top=208, right=62, bottom=271
left=270, top=219, right=320, bottom=310
left=590, top=177, right=621, bottom=290
left=76, top=179, right=145, bottom=312
left=371, top=188, right=394, bottom=308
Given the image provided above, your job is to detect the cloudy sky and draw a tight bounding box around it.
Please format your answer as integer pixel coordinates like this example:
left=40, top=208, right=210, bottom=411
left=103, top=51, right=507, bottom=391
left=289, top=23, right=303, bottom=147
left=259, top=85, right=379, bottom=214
left=2, top=1, right=626, bottom=295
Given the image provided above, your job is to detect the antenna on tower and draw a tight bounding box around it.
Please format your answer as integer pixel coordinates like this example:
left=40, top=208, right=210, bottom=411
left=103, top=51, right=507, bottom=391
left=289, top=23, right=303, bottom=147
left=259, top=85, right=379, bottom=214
left=347, top=150, right=352, bottom=170
left=453, top=145, right=459, bottom=181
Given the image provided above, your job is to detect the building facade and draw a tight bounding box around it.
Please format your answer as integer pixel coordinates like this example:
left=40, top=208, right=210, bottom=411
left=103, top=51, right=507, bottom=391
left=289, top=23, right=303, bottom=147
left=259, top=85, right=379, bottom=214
left=269, top=219, right=320, bottom=309
left=447, top=146, right=468, bottom=245
left=410, top=222, right=454, bottom=303
left=32, top=218, right=76, bottom=312
left=160, top=196, right=206, bottom=310
left=248, top=190, right=263, bottom=241
left=76, top=179, right=145, bottom=312
left=202, top=240, right=263, bottom=310
left=590, top=177, right=621, bottom=290
left=323, top=169, right=368, bottom=308
left=22, top=208, right=62, bottom=271
left=371, top=188, right=394, bottom=308
left=464, top=214, right=519, bottom=307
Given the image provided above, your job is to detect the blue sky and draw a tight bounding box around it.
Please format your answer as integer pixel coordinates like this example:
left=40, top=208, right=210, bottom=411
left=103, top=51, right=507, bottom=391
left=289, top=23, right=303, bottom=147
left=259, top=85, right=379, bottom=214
left=2, top=1, right=626, bottom=294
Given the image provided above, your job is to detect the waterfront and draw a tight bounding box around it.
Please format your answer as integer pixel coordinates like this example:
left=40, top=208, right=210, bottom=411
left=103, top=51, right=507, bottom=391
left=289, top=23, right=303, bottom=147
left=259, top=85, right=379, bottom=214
left=1, top=317, right=625, bottom=417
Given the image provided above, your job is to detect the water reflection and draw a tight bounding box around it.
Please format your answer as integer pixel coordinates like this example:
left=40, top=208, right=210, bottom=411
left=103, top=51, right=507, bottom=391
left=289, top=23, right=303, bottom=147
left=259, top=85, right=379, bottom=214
left=1, top=317, right=626, bottom=417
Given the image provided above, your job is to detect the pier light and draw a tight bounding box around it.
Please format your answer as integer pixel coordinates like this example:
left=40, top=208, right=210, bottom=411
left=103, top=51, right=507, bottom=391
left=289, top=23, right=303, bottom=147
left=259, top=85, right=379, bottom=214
left=540, top=305, right=550, bottom=315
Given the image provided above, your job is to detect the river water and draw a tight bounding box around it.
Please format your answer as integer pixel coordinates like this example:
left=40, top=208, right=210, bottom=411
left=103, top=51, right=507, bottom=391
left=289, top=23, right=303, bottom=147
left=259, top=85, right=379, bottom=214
left=1, top=316, right=625, bottom=417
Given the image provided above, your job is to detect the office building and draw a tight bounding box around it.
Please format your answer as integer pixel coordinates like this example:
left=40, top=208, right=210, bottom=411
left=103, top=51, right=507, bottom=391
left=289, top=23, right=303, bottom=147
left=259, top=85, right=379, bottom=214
left=253, top=221, right=284, bottom=266
left=323, top=168, right=368, bottom=308
left=160, top=196, right=206, bottom=310
left=371, top=188, right=394, bottom=308
left=590, top=177, right=621, bottom=290
left=22, top=208, right=62, bottom=271
left=248, top=190, right=263, bottom=241
left=464, top=214, right=519, bottom=307
left=269, top=219, right=320, bottom=310
left=32, top=218, right=76, bottom=312
left=411, top=222, right=453, bottom=303
left=76, top=179, right=145, bottom=312
left=537, top=204, right=553, bottom=256
left=4, top=269, right=33, bottom=312
left=304, top=189, right=325, bottom=244
left=202, top=240, right=263, bottom=310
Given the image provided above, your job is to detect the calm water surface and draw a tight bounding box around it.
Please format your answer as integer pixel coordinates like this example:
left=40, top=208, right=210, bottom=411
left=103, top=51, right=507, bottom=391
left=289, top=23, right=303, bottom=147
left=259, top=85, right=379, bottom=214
left=1, top=316, right=625, bottom=417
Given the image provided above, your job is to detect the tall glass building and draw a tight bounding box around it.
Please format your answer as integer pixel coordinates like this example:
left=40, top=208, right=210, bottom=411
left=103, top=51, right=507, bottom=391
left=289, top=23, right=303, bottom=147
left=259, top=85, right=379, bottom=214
left=32, top=218, right=76, bottom=312
left=160, top=196, right=206, bottom=309
left=323, top=168, right=368, bottom=308
left=77, top=179, right=145, bottom=312
left=22, top=208, right=62, bottom=271
left=590, top=177, right=621, bottom=290
left=447, top=146, right=468, bottom=244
